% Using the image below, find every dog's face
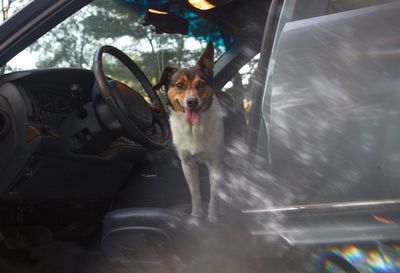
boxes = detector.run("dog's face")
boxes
[154,42,214,125]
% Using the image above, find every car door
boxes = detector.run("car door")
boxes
[244,0,400,272]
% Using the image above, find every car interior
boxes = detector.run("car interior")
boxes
[2,0,400,272]
[0,0,272,272]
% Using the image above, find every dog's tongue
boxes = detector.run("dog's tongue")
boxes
[184,108,200,125]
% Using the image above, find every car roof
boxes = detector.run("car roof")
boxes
[121,0,269,47]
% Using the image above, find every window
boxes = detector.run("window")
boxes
[3,0,228,83]
[222,53,260,122]
[0,0,33,25]
[261,0,400,205]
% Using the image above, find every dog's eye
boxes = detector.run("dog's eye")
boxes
[176,83,185,90]
[198,82,206,89]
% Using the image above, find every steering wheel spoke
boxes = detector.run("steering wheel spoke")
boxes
[93,45,171,150]
[146,110,170,143]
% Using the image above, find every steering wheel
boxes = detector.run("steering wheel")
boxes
[93,45,171,150]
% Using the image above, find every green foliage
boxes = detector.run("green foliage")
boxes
[22,0,255,112]
[30,5,101,69]
[83,0,143,40]
[29,0,212,90]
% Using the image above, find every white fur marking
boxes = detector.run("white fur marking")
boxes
[170,94,224,221]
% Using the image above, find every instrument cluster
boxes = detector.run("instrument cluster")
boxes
[27,83,90,120]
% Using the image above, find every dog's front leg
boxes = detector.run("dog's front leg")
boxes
[206,160,221,223]
[181,156,203,218]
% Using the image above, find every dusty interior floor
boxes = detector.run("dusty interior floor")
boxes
[0,227,306,273]
[0,242,173,273]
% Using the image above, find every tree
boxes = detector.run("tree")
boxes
[29,0,209,81]
[1,0,31,22]
[1,0,15,21]
[1,0,33,74]
[4,0,230,91]
[1,0,25,74]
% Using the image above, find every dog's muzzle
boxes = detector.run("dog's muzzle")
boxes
[186,97,199,109]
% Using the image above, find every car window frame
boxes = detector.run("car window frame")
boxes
[0,0,91,68]
[247,0,283,160]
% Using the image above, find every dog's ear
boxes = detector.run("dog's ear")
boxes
[197,41,214,76]
[153,65,178,91]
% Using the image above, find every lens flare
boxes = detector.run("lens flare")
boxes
[372,214,396,224]
[324,260,347,273]
[187,0,216,10]
[148,8,168,15]
[342,246,365,263]
[367,251,388,271]
[314,244,400,273]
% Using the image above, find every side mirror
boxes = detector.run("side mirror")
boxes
[142,9,189,35]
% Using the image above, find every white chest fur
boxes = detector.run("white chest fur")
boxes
[169,94,224,161]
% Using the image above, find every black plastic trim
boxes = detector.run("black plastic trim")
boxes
[0,110,10,140]
[247,0,283,157]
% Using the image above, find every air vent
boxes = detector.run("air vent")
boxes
[0,110,10,140]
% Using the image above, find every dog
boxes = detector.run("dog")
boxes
[153,41,227,222]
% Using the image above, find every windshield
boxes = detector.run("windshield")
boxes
[2,0,227,84]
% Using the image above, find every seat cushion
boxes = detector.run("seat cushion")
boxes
[102,207,252,272]
[102,208,185,264]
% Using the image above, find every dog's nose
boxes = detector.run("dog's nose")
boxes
[187,97,199,109]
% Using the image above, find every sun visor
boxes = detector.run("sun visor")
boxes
[142,8,189,34]
[119,0,232,48]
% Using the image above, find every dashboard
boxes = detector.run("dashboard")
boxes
[0,68,139,202]
[29,82,89,116]
[6,69,95,126]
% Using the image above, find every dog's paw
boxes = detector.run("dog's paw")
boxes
[207,214,218,223]
[191,210,203,218]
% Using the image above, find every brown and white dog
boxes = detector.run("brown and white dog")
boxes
[154,42,224,222]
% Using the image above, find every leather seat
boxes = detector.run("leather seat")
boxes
[102,208,184,264]
[101,207,251,273]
